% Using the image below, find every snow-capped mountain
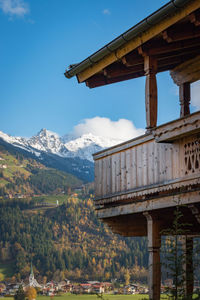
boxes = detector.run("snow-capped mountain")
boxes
[0,129,123,162]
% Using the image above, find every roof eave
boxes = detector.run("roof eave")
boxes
[64,0,199,82]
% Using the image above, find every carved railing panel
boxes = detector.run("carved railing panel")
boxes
[184,137,200,175]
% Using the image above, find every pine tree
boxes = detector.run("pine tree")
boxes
[14,285,25,300]
[161,205,191,300]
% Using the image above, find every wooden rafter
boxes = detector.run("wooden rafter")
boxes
[135,37,200,56]
[162,22,200,43]
[189,11,200,26]
[170,54,200,85]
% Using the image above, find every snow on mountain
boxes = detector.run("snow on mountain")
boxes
[28,128,65,154]
[0,129,123,162]
[63,133,123,161]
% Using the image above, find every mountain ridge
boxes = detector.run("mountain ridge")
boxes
[0,129,123,162]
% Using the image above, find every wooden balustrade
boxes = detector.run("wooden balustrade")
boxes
[93,111,200,206]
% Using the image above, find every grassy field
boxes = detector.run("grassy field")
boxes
[4,295,149,300]
[0,262,15,279]
[32,194,70,205]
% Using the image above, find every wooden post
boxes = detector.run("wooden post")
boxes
[144,56,158,132]
[179,82,190,117]
[183,236,194,299]
[144,212,161,300]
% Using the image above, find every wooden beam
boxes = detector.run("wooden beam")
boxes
[154,111,200,142]
[162,30,173,43]
[170,54,200,85]
[96,189,200,219]
[162,23,200,43]
[189,11,200,26]
[86,53,198,88]
[103,63,143,78]
[86,71,145,88]
[179,82,190,117]
[77,0,200,82]
[124,46,200,67]
[144,56,158,131]
[139,37,200,56]
[122,53,143,67]
[143,212,161,300]
[102,52,196,80]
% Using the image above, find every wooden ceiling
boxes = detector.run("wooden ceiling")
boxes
[86,9,200,88]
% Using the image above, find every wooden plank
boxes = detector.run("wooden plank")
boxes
[94,160,99,197]
[153,111,200,142]
[126,149,132,190]
[116,152,121,193]
[170,54,200,85]
[93,133,153,160]
[77,0,200,82]
[172,142,180,179]
[137,144,143,187]
[165,144,173,180]
[106,156,112,195]
[94,172,200,202]
[96,190,200,219]
[158,144,164,182]
[102,158,107,196]
[131,147,137,188]
[98,159,103,197]
[120,151,127,191]
[142,143,148,186]
[147,141,154,185]
[111,154,116,194]
[154,142,160,183]
[179,138,186,178]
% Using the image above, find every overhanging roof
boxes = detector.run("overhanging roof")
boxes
[65,0,200,88]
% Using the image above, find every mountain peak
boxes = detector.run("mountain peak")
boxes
[37,128,59,138]
[0,129,122,162]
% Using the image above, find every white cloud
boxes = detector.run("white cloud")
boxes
[0,0,29,17]
[102,8,110,15]
[73,117,145,141]
[191,80,200,109]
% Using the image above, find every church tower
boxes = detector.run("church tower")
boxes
[28,262,41,288]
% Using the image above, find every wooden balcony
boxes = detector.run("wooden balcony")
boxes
[93,111,200,236]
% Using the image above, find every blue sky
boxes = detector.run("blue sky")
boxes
[0,0,199,139]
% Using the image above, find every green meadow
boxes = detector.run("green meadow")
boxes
[4,295,149,300]
[0,262,15,279]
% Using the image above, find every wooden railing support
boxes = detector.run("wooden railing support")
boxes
[144,56,158,132]
[143,212,161,300]
[179,82,190,117]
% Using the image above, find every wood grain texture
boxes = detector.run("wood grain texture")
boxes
[170,54,200,85]
[94,113,200,204]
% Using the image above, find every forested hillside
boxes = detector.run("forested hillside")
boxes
[0,140,148,284]
[0,197,148,283]
[0,143,82,196]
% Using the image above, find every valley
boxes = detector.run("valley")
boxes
[0,138,148,284]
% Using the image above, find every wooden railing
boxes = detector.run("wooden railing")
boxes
[93,111,200,205]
